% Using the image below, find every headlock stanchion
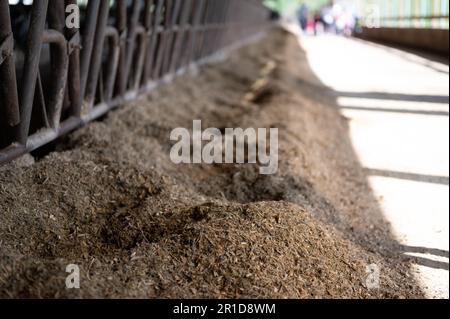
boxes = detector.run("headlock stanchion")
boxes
[0,0,270,165]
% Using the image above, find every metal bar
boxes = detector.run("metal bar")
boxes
[168,0,192,73]
[65,0,82,118]
[17,0,49,144]
[133,0,154,89]
[185,0,206,66]
[0,0,20,128]
[123,0,143,92]
[131,26,148,90]
[104,27,120,102]
[0,0,19,149]
[161,0,182,75]
[114,0,128,97]
[142,0,165,82]
[41,29,69,129]
[84,0,110,109]
[80,0,101,101]
[195,0,212,61]
[153,0,174,79]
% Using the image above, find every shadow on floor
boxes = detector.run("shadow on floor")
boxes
[365,168,450,186]
[340,105,449,117]
[353,36,449,75]
[334,91,449,104]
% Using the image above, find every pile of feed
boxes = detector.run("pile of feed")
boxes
[0,28,422,298]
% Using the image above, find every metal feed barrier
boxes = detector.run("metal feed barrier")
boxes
[0,0,270,165]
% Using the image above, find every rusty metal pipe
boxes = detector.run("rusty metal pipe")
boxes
[17,0,49,144]
[84,0,110,110]
[80,0,101,101]
[42,29,69,129]
[65,0,82,118]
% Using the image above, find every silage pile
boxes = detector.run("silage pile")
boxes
[0,29,422,298]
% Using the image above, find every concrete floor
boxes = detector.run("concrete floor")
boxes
[299,34,449,298]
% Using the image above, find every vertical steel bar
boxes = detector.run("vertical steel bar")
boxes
[46,0,67,128]
[114,0,128,97]
[41,30,69,129]
[0,0,20,128]
[18,0,49,144]
[184,0,206,66]
[80,0,101,101]
[84,0,110,109]
[153,0,173,79]
[142,0,164,82]
[169,0,193,73]
[195,0,212,61]
[133,0,154,88]
[130,26,146,90]
[48,0,65,31]
[217,0,231,51]
[208,0,221,55]
[103,27,120,102]
[221,0,231,47]
[65,0,82,117]
[123,0,142,92]
[161,0,182,75]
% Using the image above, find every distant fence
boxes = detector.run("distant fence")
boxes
[362,0,449,29]
[0,0,270,165]
[359,0,449,54]
[359,26,449,54]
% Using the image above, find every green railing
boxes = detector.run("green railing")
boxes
[364,0,449,29]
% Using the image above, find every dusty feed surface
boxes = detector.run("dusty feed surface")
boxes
[0,28,423,298]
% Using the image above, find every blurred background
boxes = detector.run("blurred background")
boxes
[264,0,449,47]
